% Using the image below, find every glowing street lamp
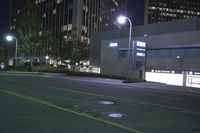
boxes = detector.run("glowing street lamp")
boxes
[45,55,49,67]
[45,55,49,60]
[117,15,133,82]
[6,35,18,72]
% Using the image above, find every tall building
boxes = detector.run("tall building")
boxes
[144,0,200,24]
[10,0,127,41]
[9,0,127,63]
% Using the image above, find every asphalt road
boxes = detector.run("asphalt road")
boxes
[0,72,200,133]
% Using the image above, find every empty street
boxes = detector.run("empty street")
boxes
[0,72,200,133]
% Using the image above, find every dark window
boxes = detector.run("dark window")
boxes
[156,49,169,57]
[118,50,128,58]
[69,8,73,23]
[186,48,200,57]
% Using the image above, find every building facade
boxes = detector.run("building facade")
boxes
[10,0,127,41]
[9,0,127,64]
[90,17,200,87]
[144,0,200,24]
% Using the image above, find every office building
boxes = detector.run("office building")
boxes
[8,0,127,65]
[144,0,200,24]
[90,17,200,87]
[10,0,127,40]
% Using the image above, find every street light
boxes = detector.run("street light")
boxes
[6,35,18,72]
[117,15,132,82]
[45,55,49,60]
[45,55,49,67]
[144,34,148,81]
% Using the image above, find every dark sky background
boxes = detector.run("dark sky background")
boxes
[127,0,145,26]
[0,0,10,43]
[0,0,145,43]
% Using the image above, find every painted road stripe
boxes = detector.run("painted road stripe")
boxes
[0,89,143,133]
[1,77,200,114]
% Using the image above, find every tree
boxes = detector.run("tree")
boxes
[63,39,90,71]
[16,0,40,67]
[16,0,59,68]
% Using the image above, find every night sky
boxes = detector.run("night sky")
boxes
[0,0,145,43]
[0,0,10,43]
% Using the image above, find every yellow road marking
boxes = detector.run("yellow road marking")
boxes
[0,89,143,133]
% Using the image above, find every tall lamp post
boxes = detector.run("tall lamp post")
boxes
[6,35,18,72]
[117,15,132,82]
[144,34,148,81]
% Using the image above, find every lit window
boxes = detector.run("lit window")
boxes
[82,26,87,32]
[136,52,145,57]
[67,24,72,31]
[62,25,67,32]
[99,17,102,22]
[61,24,72,31]
[83,5,88,12]
[136,41,146,47]
[17,9,20,14]
[109,43,118,47]
[53,9,56,14]
[43,13,46,18]
[39,31,42,36]
[64,35,67,39]
[57,0,61,4]
[189,71,193,75]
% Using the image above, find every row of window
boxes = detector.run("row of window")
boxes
[148,0,200,23]
[117,48,200,59]
[147,48,200,58]
[149,6,200,15]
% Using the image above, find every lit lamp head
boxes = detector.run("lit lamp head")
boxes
[45,55,49,60]
[6,35,13,41]
[117,16,126,24]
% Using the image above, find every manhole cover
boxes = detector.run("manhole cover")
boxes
[97,100,115,105]
[102,112,126,119]
[108,113,123,118]
[88,99,115,105]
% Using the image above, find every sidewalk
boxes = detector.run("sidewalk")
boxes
[2,71,200,94]
[66,76,200,94]
[5,71,66,76]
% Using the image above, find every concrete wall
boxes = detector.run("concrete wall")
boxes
[100,39,129,77]
[144,31,200,71]
[147,31,200,48]
[100,39,144,79]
